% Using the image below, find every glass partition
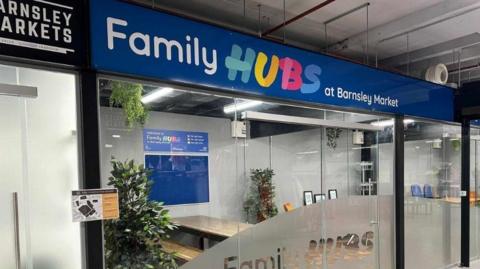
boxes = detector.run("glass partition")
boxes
[98,78,395,269]
[471,127,480,261]
[404,120,461,269]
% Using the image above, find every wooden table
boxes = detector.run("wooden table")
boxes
[443,197,480,205]
[173,215,252,248]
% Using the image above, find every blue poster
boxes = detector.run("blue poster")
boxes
[146,155,209,205]
[90,0,454,122]
[144,129,208,153]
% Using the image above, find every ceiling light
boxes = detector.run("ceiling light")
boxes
[141,87,174,104]
[112,134,121,138]
[223,100,263,114]
[371,119,414,127]
[371,119,394,127]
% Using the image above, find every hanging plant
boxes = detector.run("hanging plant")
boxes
[110,81,148,128]
[326,128,343,150]
[243,168,278,224]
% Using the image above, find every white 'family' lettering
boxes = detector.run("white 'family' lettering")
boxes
[107,17,218,75]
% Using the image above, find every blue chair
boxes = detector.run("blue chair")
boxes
[424,184,434,198]
[411,184,423,197]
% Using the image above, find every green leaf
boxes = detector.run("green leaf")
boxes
[105,158,178,269]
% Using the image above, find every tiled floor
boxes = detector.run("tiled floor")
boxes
[458,261,480,268]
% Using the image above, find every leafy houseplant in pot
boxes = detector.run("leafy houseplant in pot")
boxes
[243,168,278,223]
[104,158,178,269]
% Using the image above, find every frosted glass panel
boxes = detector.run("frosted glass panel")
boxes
[0,96,24,269]
[0,65,81,269]
[19,68,82,269]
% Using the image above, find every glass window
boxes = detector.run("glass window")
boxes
[98,78,395,269]
[404,120,461,269]
[471,126,480,260]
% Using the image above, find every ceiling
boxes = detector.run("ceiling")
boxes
[129,0,480,84]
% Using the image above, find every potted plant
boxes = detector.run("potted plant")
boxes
[110,81,149,128]
[104,158,177,269]
[243,168,278,223]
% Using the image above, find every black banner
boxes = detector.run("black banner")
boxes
[0,0,84,66]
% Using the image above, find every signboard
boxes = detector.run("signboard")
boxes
[90,0,454,122]
[0,0,84,66]
[72,189,119,222]
[143,129,209,153]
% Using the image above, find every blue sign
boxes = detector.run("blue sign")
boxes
[143,129,208,153]
[90,0,454,121]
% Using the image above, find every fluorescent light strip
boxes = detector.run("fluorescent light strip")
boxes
[224,100,263,114]
[141,87,174,104]
[371,119,414,127]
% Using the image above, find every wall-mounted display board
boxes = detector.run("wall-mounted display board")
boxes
[71,189,119,222]
[90,0,454,121]
[0,0,85,66]
[143,129,208,153]
[145,154,209,206]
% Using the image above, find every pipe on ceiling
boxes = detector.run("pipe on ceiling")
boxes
[261,0,336,37]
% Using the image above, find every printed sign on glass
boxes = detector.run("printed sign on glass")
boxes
[72,189,119,222]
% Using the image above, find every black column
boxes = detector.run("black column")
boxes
[394,115,405,269]
[461,119,470,267]
[80,69,104,269]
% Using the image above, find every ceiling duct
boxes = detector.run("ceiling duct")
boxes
[425,63,449,85]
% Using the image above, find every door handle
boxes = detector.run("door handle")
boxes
[370,220,379,225]
[13,192,21,269]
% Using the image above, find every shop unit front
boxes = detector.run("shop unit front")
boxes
[0,0,86,268]
[89,1,459,269]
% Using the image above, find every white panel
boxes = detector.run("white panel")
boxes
[19,68,82,269]
[0,96,24,269]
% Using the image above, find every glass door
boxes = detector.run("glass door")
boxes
[471,131,480,260]
[0,65,82,269]
[0,94,28,269]
[321,127,382,269]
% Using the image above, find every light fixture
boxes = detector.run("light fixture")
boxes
[112,134,121,138]
[141,87,174,104]
[371,119,414,127]
[223,100,263,114]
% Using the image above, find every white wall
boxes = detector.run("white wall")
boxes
[100,108,367,220]
[100,107,244,220]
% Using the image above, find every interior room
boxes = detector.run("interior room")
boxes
[97,77,400,268]
[97,78,397,217]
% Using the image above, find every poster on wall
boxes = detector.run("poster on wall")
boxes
[143,129,208,153]
[145,154,209,205]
